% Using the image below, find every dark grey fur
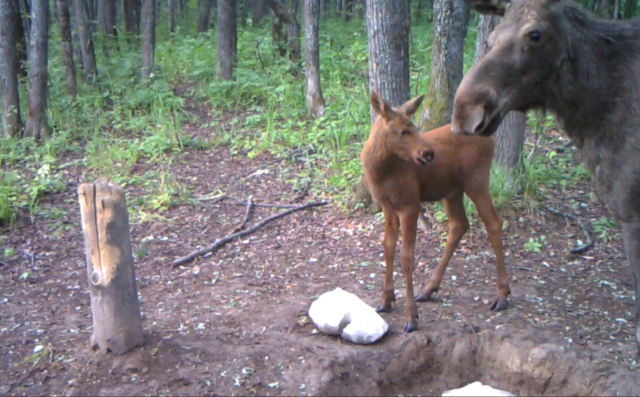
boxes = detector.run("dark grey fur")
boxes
[452,0,640,353]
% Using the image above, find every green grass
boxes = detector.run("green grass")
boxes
[0,3,590,227]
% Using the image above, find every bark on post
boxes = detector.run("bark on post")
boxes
[74,0,98,78]
[78,178,145,355]
[419,0,469,131]
[141,0,155,81]
[475,14,526,171]
[55,0,78,97]
[24,0,51,140]
[0,0,24,137]
[217,0,237,80]
[304,0,325,117]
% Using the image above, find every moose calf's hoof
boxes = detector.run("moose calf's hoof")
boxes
[490,296,508,312]
[404,322,418,333]
[415,287,438,302]
[376,305,391,313]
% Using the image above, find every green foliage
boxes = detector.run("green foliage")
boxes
[524,236,545,253]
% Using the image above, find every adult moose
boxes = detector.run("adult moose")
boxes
[451,0,640,352]
[363,91,508,333]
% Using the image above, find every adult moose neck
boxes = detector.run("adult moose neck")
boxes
[546,5,640,147]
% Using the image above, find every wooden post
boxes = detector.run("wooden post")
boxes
[78,178,144,355]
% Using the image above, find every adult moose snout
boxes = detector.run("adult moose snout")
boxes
[451,77,504,137]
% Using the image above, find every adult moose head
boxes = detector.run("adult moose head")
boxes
[452,0,640,353]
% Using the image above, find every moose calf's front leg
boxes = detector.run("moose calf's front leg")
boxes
[377,209,399,313]
[400,209,419,332]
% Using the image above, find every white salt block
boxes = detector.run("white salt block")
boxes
[442,381,515,397]
[308,287,389,344]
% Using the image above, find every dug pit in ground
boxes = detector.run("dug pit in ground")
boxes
[289,321,640,396]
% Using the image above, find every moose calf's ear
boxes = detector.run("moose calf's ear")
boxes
[399,94,425,118]
[467,0,511,16]
[370,91,397,121]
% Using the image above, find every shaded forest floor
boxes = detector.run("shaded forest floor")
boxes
[1,94,639,396]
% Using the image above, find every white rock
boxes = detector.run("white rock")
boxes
[308,287,388,344]
[442,381,515,397]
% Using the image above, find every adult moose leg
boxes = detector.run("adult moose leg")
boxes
[376,206,400,313]
[466,185,510,311]
[399,206,421,332]
[620,222,640,353]
[416,192,469,302]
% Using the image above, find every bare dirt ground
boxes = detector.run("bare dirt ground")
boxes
[2,103,640,396]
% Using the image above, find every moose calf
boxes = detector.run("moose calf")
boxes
[361,91,508,332]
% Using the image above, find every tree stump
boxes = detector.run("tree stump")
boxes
[78,178,144,355]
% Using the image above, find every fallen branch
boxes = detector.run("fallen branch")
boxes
[232,196,253,233]
[540,205,594,254]
[172,201,329,267]
[0,248,35,267]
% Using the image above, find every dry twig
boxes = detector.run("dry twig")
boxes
[0,248,35,267]
[233,196,253,233]
[172,201,329,267]
[540,204,594,254]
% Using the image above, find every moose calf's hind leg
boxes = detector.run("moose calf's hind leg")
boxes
[468,189,510,311]
[417,195,469,303]
[620,222,640,355]
[378,209,400,313]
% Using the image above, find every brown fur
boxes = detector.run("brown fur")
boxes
[452,0,640,352]
[362,91,509,332]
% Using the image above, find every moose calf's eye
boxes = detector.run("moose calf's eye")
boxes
[529,30,542,42]
[401,130,410,136]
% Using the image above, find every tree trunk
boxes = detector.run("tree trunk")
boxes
[103,0,118,42]
[343,0,352,21]
[78,179,145,356]
[366,0,410,124]
[123,0,142,39]
[141,0,155,80]
[197,0,212,32]
[304,0,325,117]
[419,0,469,131]
[252,0,266,26]
[624,0,636,18]
[613,0,620,18]
[24,0,51,140]
[240,0,249,27]
[14,0,28,78]
[169,0,178,33]
[264,0,302,61]
[69,2,84,69]
[287,0,301,63]
[217,0,237,80]
[0,0,23,137]
[357,0,410,213]
[55,0,78,97]
[74,0,98,78]
[475,14,526,170]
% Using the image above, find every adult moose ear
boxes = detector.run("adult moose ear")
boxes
[466,0,512,16]
[371,91,397,121]
[399,94,425,118]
